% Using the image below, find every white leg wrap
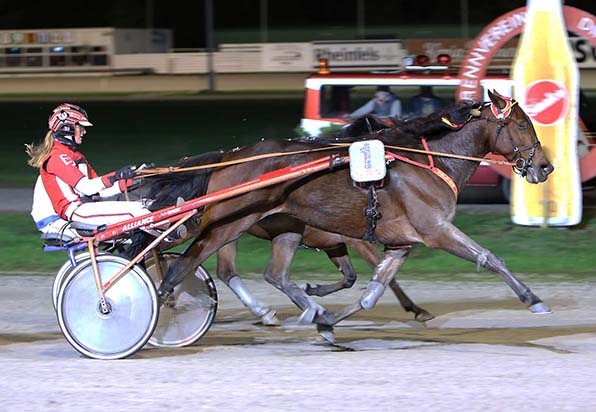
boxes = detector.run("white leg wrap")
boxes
[360,280,386,310]
[228,276,271,317]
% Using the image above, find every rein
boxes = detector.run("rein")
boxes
[135,140,516,178]
[134,145,344,177]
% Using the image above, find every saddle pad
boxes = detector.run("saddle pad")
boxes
[349,140,387,183]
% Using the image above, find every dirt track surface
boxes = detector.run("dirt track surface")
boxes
[2,275,596,412]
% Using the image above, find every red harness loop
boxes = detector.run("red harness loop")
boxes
[384,138,458,198]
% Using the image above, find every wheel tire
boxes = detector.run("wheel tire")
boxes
[145,253,218,348]
[56,255,158,360]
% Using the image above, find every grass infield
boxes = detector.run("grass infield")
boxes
[1,211,594,281]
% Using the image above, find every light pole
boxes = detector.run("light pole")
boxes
[260,0,268,43]
[205,0,216,92]
[357,0,365,39]
[145,0,153,29]
[460,0,469,39]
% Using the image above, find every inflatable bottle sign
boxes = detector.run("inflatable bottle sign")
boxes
[511,0,582,226]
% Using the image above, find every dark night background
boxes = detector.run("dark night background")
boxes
[0,1,594,47]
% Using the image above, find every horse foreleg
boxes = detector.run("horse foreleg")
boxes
[429,223,550,313]
[217,241,280,326]
[303,245,358,297]
[263,232,330,325]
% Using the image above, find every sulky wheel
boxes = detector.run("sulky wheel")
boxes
[52,251,110,311]
[56,255,158,360]
[145,253,218,348]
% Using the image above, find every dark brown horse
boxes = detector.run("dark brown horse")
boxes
[150,91,554,334]
[145,150,433,325]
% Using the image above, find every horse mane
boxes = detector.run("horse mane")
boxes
[305,100,482,147]
[144,150,225,211]
[143,101,482,210]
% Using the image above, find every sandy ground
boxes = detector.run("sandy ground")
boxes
[3,189,596,411]
[1,274,596,412]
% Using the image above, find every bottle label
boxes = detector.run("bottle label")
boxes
[525,80,569,125]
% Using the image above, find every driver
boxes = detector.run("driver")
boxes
[26,103,150,238]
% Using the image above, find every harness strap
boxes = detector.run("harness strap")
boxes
[385,138,458,198]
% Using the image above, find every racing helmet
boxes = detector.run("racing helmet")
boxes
[48,103,93,139]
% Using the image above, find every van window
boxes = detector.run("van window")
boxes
[319,84,457,119]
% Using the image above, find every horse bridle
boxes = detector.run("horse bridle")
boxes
[485,98,540,177]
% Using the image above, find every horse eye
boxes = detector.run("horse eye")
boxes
[517,121,528,130]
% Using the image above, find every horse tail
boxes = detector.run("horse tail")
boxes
[144,150,225,211]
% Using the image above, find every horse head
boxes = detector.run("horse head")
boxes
[485,89,554,184]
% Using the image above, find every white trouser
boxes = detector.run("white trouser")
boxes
[70,200,150,226]
[40,218,78,239]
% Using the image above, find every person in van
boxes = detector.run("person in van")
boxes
[408,86,444,117]
[349,86,401,118]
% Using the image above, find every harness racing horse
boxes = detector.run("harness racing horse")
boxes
[151,90,554,336]
[145,160,434,326]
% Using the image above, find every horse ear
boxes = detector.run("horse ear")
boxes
[488,89,506,109]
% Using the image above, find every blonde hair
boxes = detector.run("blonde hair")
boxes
[25,131,54,168]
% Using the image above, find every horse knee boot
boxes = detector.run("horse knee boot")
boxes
[360,281,386,310]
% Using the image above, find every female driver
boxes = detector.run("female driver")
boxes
[26,103,150,238]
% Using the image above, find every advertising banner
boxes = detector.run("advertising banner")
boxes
[312,40,405,71]
[262,42,312,72]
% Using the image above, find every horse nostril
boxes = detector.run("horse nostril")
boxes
[542,164,554,175]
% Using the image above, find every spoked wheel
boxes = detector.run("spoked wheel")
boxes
[56,255,158,360]
[145,253,218,348]
[52,252,110,311]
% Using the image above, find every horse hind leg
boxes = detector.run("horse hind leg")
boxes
[388,278,435,322]
[344,238,433,322]
[263,232,330,325]
[216,242,280,326]
[316,248,411,327]
[303,245,357,297]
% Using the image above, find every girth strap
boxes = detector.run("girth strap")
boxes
[363,185,381,243]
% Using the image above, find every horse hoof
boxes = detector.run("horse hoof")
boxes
[317,325,335,343]
[260,309,281,327]
[301,283,317,296]
[528,302,552,314]
[414,310,435,322]
[297,307,317,325]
